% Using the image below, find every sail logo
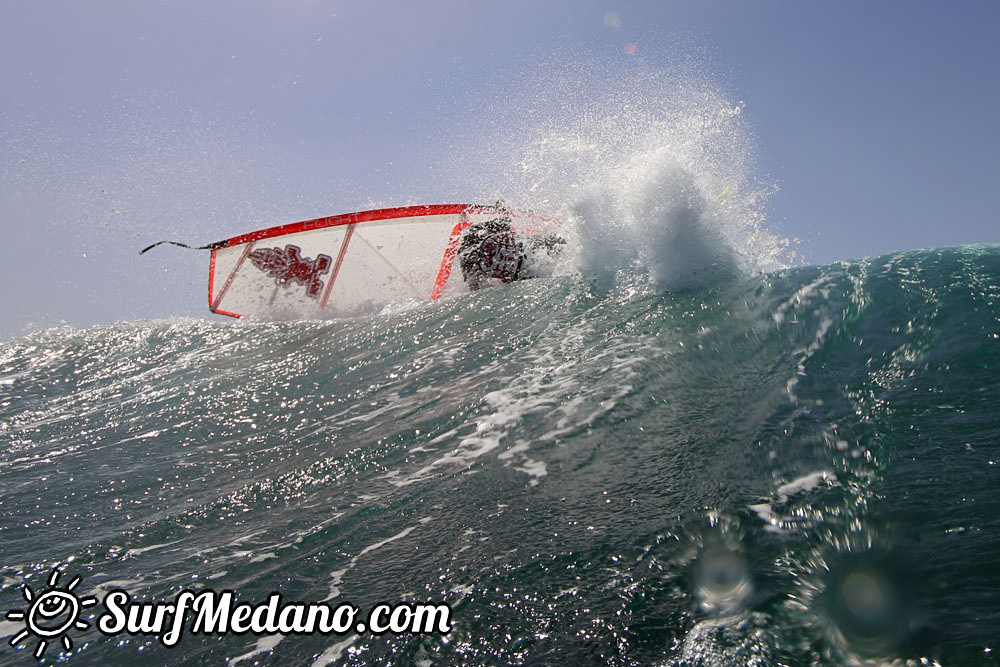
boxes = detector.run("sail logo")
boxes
[248,244,332,298]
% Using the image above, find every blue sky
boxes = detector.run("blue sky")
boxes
[2,1,999,337]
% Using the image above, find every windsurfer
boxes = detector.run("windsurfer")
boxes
[457,216,565,290]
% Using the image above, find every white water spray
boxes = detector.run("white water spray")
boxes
[456,51,793,290]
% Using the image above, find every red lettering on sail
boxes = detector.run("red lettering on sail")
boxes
[248,245,332,298]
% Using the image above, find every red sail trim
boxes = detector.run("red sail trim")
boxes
[208,249,216,309]
[212,306,243,319]
[431,214,474,300]
[208,250,242,318]
[215,204,483,250]
[209,242,255,316]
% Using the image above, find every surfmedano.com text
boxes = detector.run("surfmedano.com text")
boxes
[98,589,452,647]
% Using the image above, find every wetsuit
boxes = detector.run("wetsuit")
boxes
[458,217,525,290]
[457,216,566,290]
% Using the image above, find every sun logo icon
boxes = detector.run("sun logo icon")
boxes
[6,568,98,659]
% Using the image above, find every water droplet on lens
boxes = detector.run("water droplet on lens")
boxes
[693,546,752,615]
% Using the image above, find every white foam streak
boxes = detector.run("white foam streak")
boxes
[749,470,838,532]
[323,517,433,602]
[392,313,643,487]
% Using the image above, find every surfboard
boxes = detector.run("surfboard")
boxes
[200,204,557,319]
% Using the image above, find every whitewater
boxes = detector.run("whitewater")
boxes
[2,59,999,666]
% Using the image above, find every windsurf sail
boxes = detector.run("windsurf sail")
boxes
[144,203,559,319]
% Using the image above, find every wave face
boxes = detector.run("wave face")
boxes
[2,243,999,665]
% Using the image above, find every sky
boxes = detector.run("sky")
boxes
[2,0,999,338]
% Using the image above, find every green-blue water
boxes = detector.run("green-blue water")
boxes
[2,244,999,665]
